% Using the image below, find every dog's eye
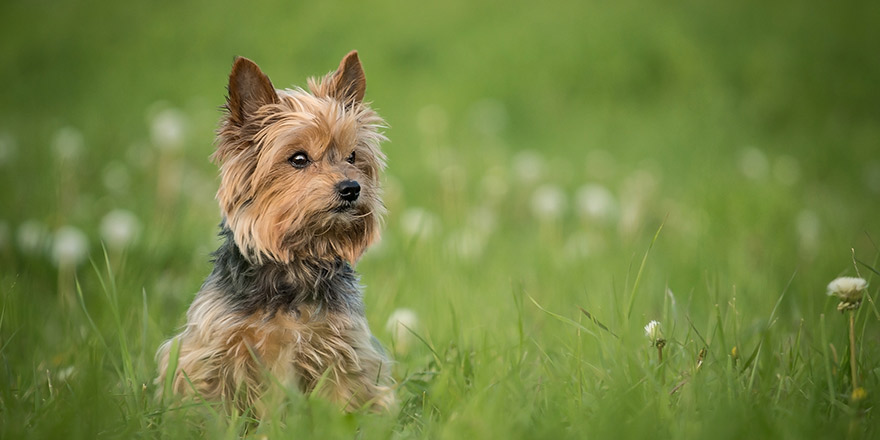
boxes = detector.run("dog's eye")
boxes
[288,152,310,169]
[346,151,356,164]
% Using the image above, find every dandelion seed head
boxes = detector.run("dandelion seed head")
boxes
[575,184,617,222]
[150,108,187,151]
[644,320,663,343]
[385,308,419,353]
[739,147,769,180]
[446,228,486,261]
[795,210,820,252]
[530,184,566,220]
[827,276,867,311]
[51,226,89,267]
[400,208,439,240]
[52,126,84,161]
[827,277,867,299]
[16,220,48,255]
[100,210,141,249]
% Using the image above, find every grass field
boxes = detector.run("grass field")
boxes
[2,0,879,438]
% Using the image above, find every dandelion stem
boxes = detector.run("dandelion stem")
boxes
[848,311,858,391]
[657,345,663,363]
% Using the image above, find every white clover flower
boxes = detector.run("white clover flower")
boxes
[51,226,89,267]
[530,184,566,220]
[100,209,141,249]
[385,308,419,353]
[575,184,617,222]
[644,320,664,345]
[150,108,187,151]
[827,277,867,311]
[52,126,84,161]
[400,207,439,240]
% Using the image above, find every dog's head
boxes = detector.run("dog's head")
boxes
[213,51,386,265]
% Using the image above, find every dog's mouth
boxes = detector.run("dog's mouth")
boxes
[332,200,358,214]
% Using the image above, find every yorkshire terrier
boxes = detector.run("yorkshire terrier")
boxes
[156,51,394,414]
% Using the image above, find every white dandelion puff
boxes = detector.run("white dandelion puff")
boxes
[446,228,486,261]
[16,220,49,255]
[385,308,419,353]
[150,108,187,151]
[827,277,867,311]
[644,320,663,344]
[51,226,89,267]
[100,210,141,250]
[530,184,566,220]
[739,147,769,181]
[575,184,618,222]
[52,126,84,161]
[795,210,820,252]
[400,208,439,240]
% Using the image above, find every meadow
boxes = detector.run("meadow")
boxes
[1,0,879,438]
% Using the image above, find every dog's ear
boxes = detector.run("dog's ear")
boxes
[226,57,279,125]
[328,51,366,105]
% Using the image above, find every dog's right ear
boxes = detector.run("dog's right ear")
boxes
[226,57,279,125]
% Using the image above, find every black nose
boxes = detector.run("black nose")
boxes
[336,179,361,202]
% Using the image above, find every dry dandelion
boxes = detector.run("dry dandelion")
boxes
[826,276,868,400]
[827,276,867,311]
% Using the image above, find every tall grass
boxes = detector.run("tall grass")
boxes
[1,0,879,438]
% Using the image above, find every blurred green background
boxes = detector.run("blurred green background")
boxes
[1,0,879,438]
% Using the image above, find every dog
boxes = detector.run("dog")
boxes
[156,51,395,415]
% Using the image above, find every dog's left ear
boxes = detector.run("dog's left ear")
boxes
[328,51,366,105]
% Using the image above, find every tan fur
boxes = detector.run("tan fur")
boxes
[156,288,394,413]
[156,51,395,414]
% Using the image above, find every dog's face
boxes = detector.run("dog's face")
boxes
[213,52,386,265]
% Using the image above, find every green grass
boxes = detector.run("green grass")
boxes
[1,0,880,438]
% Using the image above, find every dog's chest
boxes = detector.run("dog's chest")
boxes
[241,307,361,382]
